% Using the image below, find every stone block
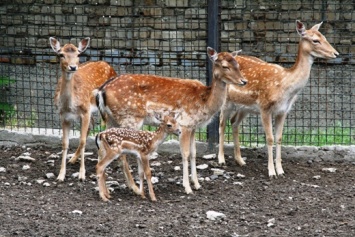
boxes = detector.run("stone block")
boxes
[164,0,188,7]
[110,0,133,6]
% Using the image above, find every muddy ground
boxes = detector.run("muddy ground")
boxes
[0,144,354,237]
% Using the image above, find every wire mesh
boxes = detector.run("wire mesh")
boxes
[0,0,354,147]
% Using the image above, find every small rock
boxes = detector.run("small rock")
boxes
[22,165,30,170]
[71,172,79,178]
[151,176,159,184]
[106,181,120,187]
[322,168,336,173]
[206,210,226,220]
[209,174,219,180]
[36,179,45,184]
[46,173,55,179]
[236,173,245,178]
[211,168,224,176]
[174,166,181,171]
[43,182,50,187]
[151,161,161,167]
[267,218,275,227]
[202,154,216,160]
[313,175,321,180]
[233,181,243,186]
[17,156,36,162]
[22,152,31,156]
[48,153,59,159]
[149,152,159,160]
[196,164,208,170]
[0,167,6,173]
[72,210,82,215]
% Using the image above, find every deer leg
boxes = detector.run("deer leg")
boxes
[137,157,146,199]
[189,129,201,190]
[260,111,276,178]
[57,120,70,181]
[231,111,247,166]
[179,128,193,194]
[96,150,119,201]
[120,155,141,195]
[275,113,287,176]
[142,155,156,201]
[69,113,90,181]
[218,110,228,165]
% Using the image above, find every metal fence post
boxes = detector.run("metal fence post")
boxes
[206,0,220,153]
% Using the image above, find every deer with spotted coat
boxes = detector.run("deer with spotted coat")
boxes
[95,112,180,202]
[218,20,339,177]
[94,47,247,194]
[50,37,117,181]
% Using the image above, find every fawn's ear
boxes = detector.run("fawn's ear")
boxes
[49,37,61,53]
[78,37,90,53]
[154,112,162,122]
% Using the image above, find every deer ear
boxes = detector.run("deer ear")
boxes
[296,20,306,37]
[154,112,162,122]
[231,49,242,57]
[311,22,323,31]
[207,47,218,62]
[49,37,61,53]
[78,37,90,53]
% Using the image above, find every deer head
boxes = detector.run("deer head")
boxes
[296,20,339,59]
[49,37,90,74]
[207,47,247,86]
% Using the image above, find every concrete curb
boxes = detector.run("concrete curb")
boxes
[1,129,355,162]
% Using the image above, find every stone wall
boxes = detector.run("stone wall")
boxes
[0,0,354,145]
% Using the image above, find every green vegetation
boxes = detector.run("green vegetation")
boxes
[0,76,16,126]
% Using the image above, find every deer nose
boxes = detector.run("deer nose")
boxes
[69,65,77,71]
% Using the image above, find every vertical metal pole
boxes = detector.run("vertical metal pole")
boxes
[206,0,220,153]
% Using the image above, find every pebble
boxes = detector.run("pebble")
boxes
[211,168,224,176]
[46,173,55,179]
[206,210,226,220]
[43,182,50,187]
[196,164,208,170]
[22,165,30,170]
[174,166,181,171]
[151,176,159,184]
[72,210,83,215]
[17,156,36,162]
[202,154,216,160]
[322,168,336,173]
[0,167,6,173]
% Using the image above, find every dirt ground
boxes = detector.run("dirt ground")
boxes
[0,144,355,237]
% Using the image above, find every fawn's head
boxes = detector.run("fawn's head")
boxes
[207,47,247,87]
[154,112,181,136]
[296,20,339,59]
[49,37,90,74]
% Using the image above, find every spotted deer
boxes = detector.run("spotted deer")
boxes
[94,47,247,194]
[218,20,339,177]
[95,112,180,202]
[50,37,117,181]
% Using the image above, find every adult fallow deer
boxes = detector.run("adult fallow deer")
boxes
[218,20,339,177]
[94,47,247,194]
[50,37,117,181]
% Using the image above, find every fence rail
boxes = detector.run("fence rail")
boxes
[0,0,354,148]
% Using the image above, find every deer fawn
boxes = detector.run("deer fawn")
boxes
[50,37,117,181]
[94,47,247,194]
[95,112,181,202]
[218,20,339,177]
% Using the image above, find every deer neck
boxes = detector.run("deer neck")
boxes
[285,40,314,90]
[206,72,227,113]
[150,126,169,152]
[59,71,76,110]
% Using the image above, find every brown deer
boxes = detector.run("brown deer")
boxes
[218,20,339,177]
[50,37,117,181]
[95,112,180,202]
[94,47,247,194]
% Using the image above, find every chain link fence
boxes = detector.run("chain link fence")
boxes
[0,0,354,147]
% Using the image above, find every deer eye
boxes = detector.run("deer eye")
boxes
[312,40,320,44]
[222,66,230,70]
